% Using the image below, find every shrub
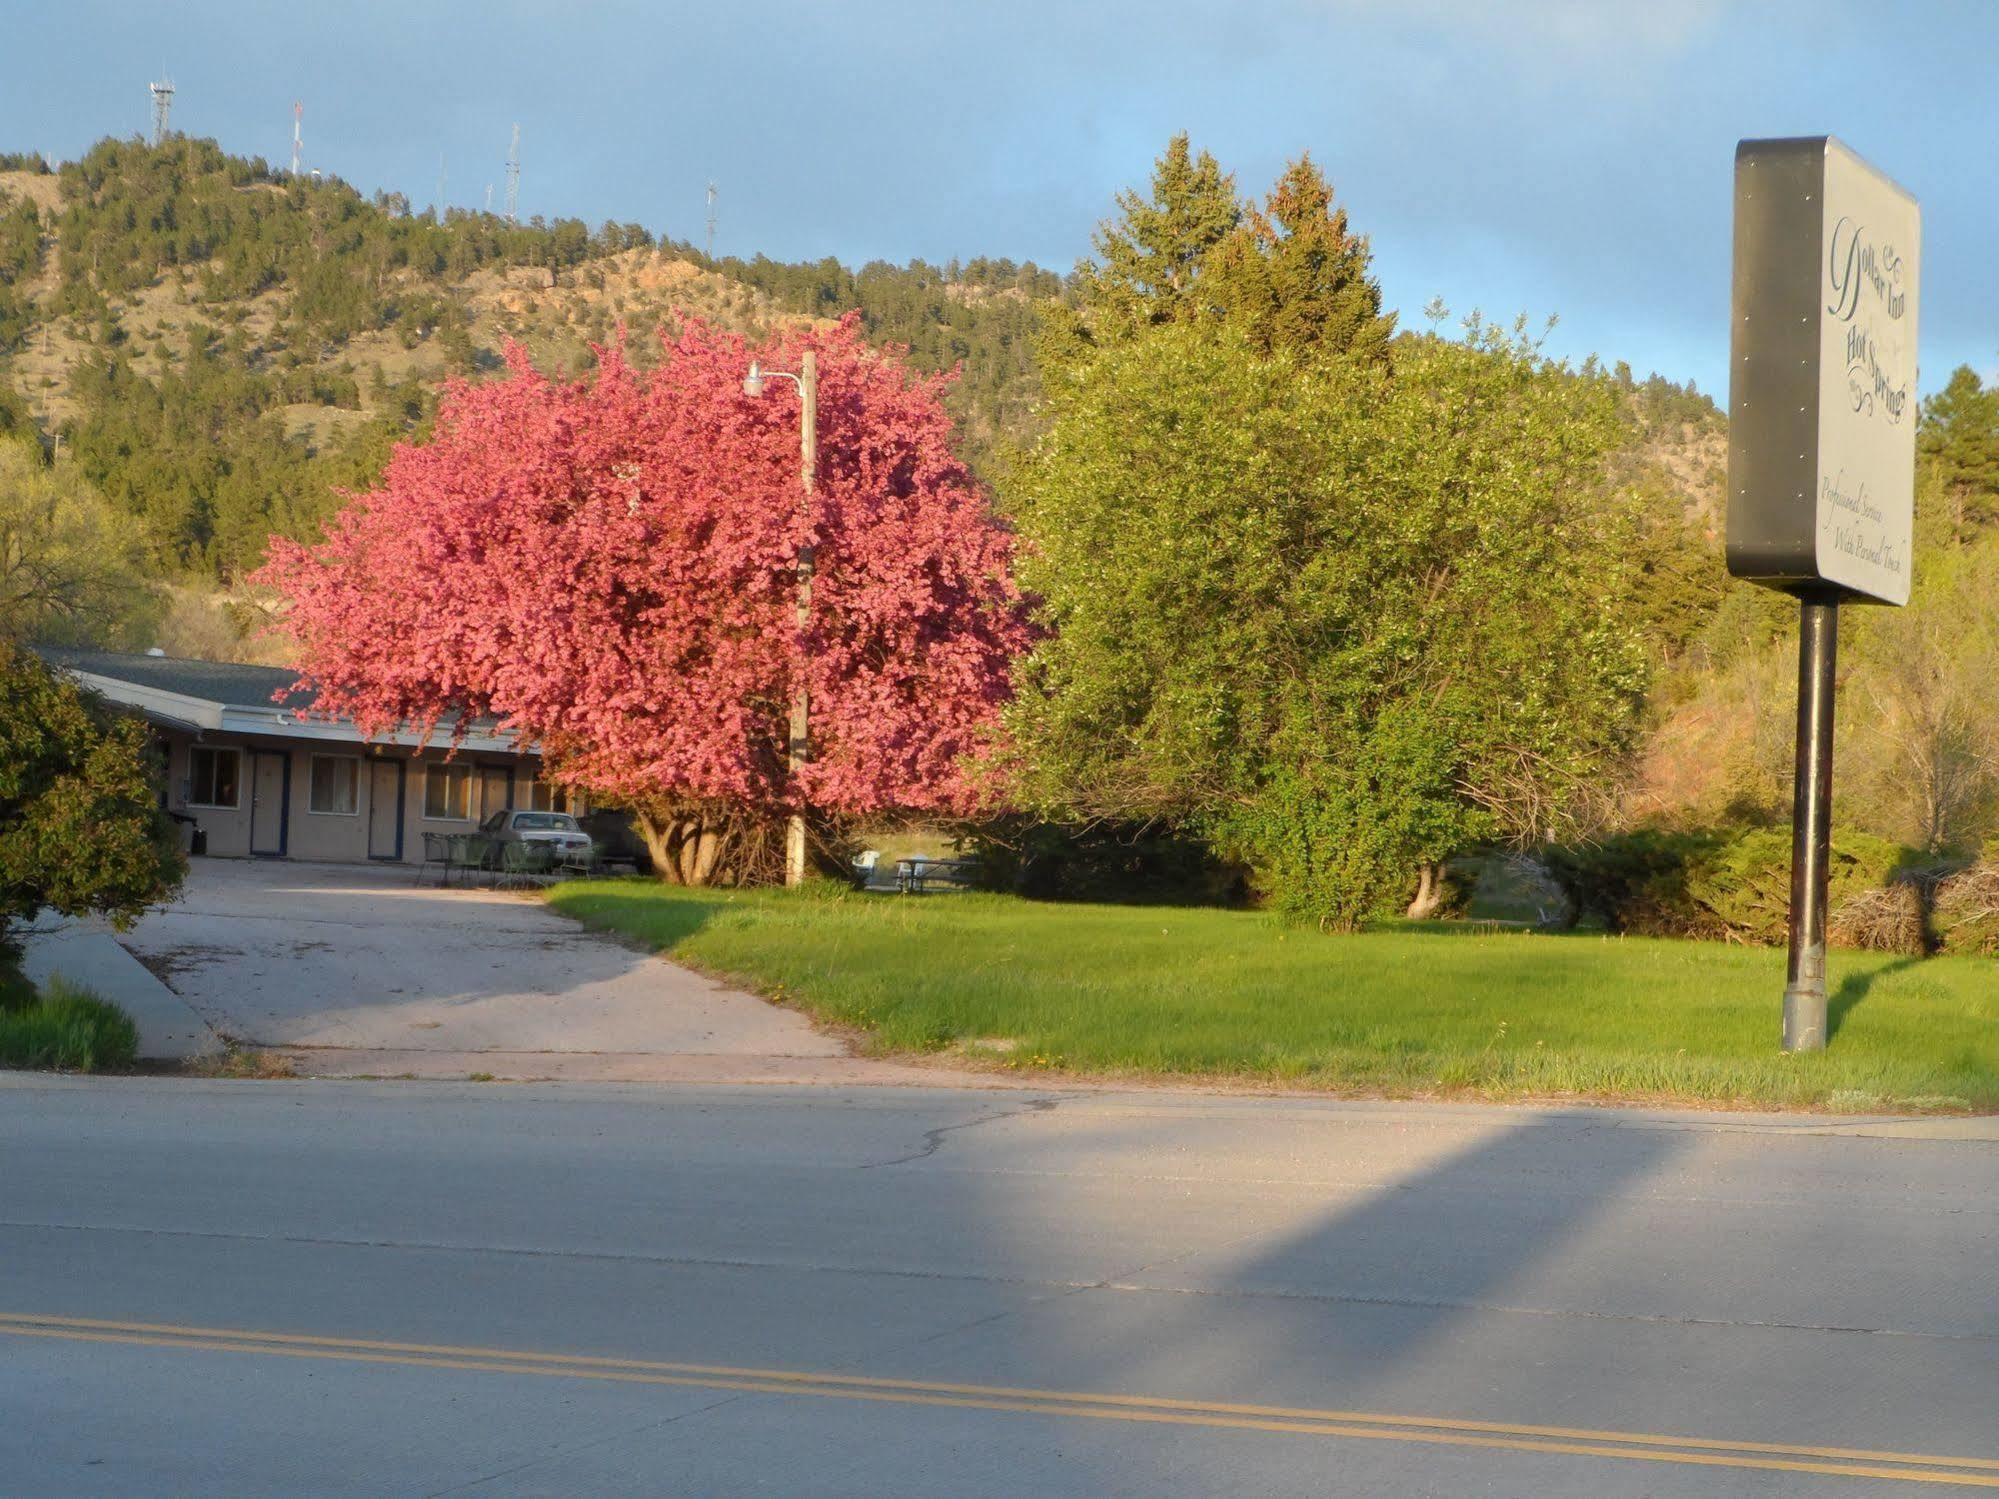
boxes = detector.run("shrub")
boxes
[1689,828,1906,946]
[0,641,185,951]
[0,976,138,1071]
[1829,882,1929,955]
[1540,829,1712,935]
[1934,863,1999,957]
[969,819,1248,907]
[1543,827,1911,946]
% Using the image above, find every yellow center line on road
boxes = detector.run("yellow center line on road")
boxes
[3,1312,1996,1488]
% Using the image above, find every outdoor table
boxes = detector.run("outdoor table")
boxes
[895,857,979,894]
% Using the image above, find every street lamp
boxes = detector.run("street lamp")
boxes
[742,351,817,887]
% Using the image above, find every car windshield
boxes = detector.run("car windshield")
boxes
[512,813,580,832]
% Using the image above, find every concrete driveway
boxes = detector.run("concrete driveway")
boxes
[116,860,929,1083]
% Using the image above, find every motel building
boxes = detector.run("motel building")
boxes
[40,648,582,864]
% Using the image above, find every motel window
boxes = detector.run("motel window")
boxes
[424,764,472,821]
[309,755,360,816]
[522,777,571,813]
[188,746,241,808]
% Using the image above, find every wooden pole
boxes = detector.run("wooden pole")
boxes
[786,352,817,887]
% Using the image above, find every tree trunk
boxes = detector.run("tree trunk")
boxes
[1406,862,1446,920]
[631,803,780,887]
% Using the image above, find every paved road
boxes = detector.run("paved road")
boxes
[114,859,936,1083]
[4,1077,1997,1496]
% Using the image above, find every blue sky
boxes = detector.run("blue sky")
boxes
[3,1,1992,398]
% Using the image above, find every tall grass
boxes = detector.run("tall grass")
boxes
[0,970,140,1072]
[550,881,1999,1112]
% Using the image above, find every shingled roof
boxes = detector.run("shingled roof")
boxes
[35,648,314,710]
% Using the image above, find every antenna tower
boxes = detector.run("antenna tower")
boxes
[291,102,303,178]
[436,154,447,214]
[705,181,717,259]
[504,124,521,225]
[484,184,493,215]
[149,77,175,147]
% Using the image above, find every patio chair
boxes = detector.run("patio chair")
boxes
[447,833,496,885]
[495,839,554,892]
[418,832,454,887]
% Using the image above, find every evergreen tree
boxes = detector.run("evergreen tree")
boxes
[1061,133,1241,349]
[1203,153,1395,363]
[1918,365,1999,541]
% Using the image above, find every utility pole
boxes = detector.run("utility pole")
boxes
[790,350,818,888]
[740,351,819,886]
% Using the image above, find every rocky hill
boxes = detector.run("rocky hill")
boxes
[0,138,1061,583]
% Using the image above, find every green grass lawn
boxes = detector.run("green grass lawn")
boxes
[547,881,1999,1112]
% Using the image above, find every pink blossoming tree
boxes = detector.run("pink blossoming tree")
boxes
[257,317,1034,883]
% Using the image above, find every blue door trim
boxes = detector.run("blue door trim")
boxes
[367,757,407,861]
[249,749,290,858]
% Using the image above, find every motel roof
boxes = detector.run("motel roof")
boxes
[37,648,523,755]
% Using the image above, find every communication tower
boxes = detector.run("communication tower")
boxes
[504,125,521,225]
[291,102,303,178]
[149,77,174,147]
[705,181,717,259]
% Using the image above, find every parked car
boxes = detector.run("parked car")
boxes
[479,809,595,863]
[577,808,653,873]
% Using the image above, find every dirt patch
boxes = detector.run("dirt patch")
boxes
[128,944,245,992]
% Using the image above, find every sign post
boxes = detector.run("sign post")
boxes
[1727,137,1920,1051]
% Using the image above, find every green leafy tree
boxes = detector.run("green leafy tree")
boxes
[1842,534,1999,853]
[0,441,159,647]
[0,642,184,945]
[1008,320,1647,927]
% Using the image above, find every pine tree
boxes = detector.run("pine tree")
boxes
[1918,366,1999,542]
[1060,133,1241,350]
[1203,154,1395,363]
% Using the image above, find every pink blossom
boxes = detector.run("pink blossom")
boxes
[257,316,1035,817]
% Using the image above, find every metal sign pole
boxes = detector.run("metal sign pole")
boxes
[1727,136,1918,1052]
[1782,598,1839,1052]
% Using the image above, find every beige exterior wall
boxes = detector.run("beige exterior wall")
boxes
[161,733,577,865]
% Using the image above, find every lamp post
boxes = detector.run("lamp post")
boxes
[742,351,817,887]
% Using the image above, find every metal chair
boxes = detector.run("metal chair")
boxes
[495,840,554,891]
[418,832,453,886]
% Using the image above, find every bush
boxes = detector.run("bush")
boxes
[1541,830,1710,934]
[969,819,1248,907]
[1934,863,1999,957]
[0,975,138,1071]
[1543,827,1911,945]
[0,641,185,950]
[1829,882,1929,955]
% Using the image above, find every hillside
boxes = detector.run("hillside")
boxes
[0,135,1740,683]
[0,138,1061,583]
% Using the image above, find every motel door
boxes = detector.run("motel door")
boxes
[478,766,511,821]
[248,752,287,856]
[367,761,403,860]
